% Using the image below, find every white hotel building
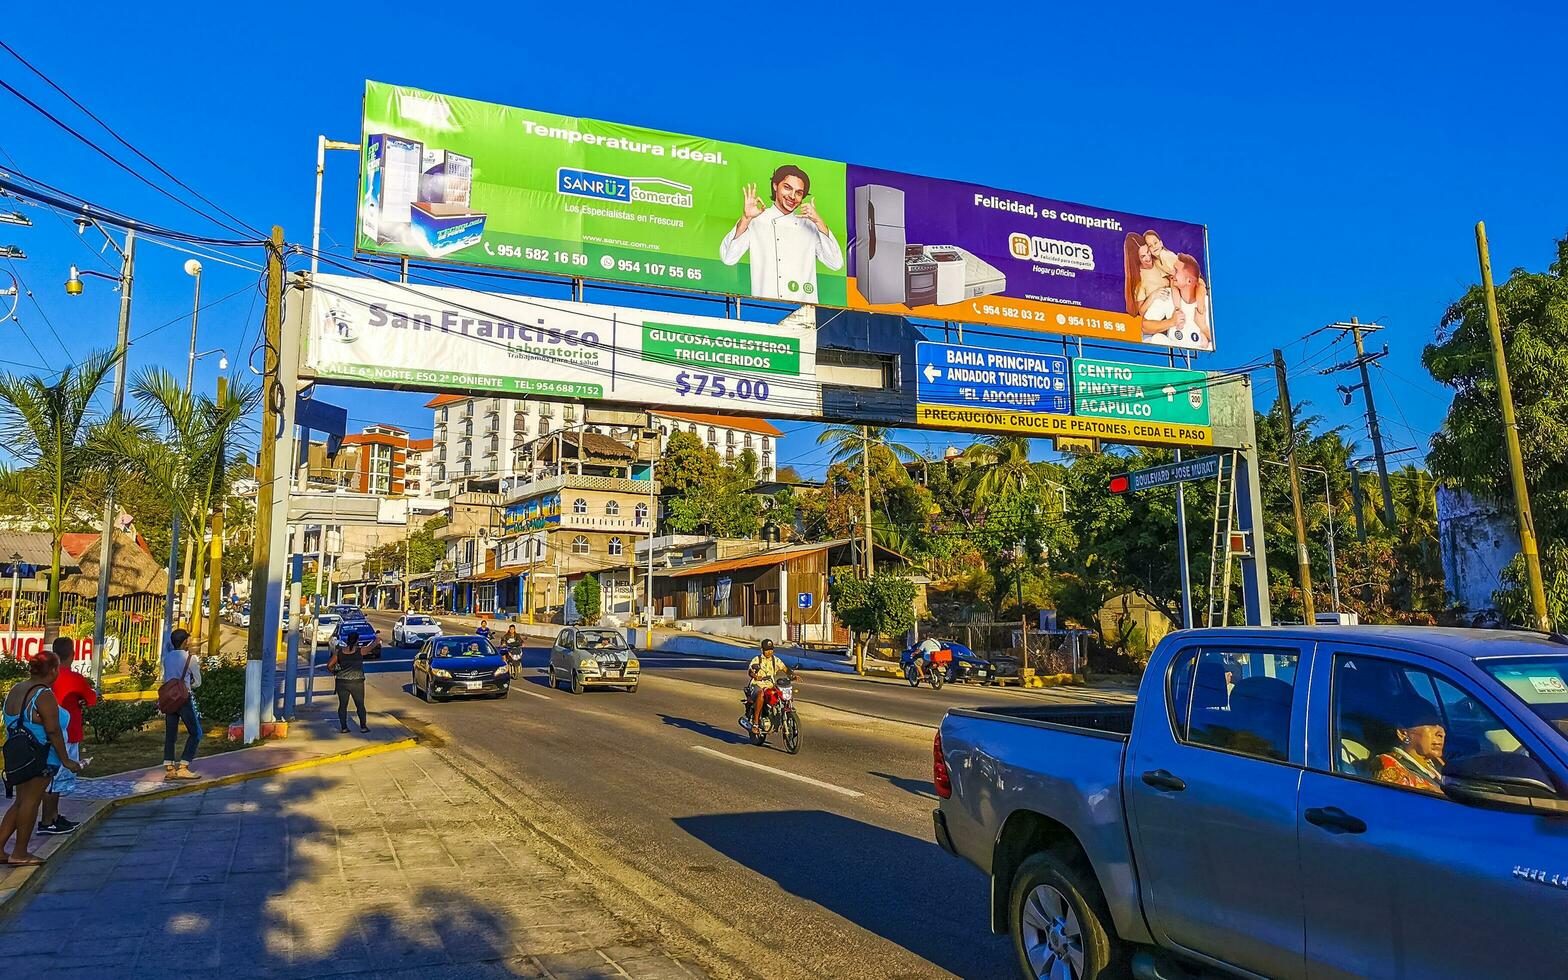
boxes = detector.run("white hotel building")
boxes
[424,394,779,498]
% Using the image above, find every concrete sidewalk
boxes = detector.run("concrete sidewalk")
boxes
[0,702,413,911]
[0,744,709,979]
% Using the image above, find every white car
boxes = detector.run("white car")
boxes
[313,614,342,648]
[392,614,443,648]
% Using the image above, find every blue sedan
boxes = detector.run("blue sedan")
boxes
[412,636,511,702]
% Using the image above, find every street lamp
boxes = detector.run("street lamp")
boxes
[64,217,136,683]
[184,259,203,389]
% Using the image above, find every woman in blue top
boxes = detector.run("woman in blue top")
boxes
[1,650,82,865]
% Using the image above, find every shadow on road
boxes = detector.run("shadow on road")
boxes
[868,770,938,801]
[659,713,748,746]
[674,809,1009,978]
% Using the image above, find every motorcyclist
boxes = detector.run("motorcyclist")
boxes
[744,639,795,732]
[501,625,523,667]
[912,636,944,681]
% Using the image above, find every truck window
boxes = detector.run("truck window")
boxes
[1169,648,1298,762]
[1332,653,1538,795]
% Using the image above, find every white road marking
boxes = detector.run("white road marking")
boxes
[689,745,864,798]
[514,685,552,700]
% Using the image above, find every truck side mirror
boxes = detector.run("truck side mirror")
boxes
[1443,752,1568,816]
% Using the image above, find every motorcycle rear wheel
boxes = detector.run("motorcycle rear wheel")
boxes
[930,668,946,690]
[782,711,800,754]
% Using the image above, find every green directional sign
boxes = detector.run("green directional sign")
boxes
[1072,358,1211,427]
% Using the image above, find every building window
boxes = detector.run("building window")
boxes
[538,418,550,436]
[635,502,648,524]
[573,497,587,515]
[688,423,698,435]
[564,406,577,422]
[727,430,737,445]
[572,535,590,555]
[744,434,753,449]
[605,500,620,516]
[608,537,624,557]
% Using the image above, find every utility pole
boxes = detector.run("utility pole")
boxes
[1476,221,1551,631]
[1324,318,1398,531]
[860,426,874,576]
[1273,349,1316,624]
[1348,468,1367,544]
[91,227,134,680]
[244,227,285,741]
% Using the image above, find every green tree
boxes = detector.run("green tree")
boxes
[655,430,720,498]
[829,567,917,658]
[1424,233,1568,543]
[815,424,919,470]
[572,573,602,623]
[959,435,1043,502]
[0,350,120,624]
[1495,542,1568,630]
[663,443,761,538]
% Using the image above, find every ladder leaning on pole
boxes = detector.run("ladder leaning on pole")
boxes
[1205,452,1240,627]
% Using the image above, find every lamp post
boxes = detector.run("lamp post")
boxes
[7,550,23,655]
[65,221,134,684]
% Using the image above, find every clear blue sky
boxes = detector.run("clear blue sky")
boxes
[2,2,1564,474]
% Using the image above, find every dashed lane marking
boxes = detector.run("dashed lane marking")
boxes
[689,745,864,798]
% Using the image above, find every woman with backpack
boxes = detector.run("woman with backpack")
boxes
[160,629,203,781]
[1,649,84,865]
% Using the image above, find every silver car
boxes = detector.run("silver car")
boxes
[393,614,442,648]
[549,627,640,694]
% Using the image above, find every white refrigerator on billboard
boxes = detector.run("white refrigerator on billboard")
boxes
[854,184,906,305]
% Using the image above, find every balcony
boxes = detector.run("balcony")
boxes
[505,472,657,503]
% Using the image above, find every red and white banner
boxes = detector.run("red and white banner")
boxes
[0,633,97,666]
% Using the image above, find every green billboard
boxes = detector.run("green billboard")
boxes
[1072,358,1211,427]
[358,81,847,307]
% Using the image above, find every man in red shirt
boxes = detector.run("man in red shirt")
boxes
[40,636,97,835]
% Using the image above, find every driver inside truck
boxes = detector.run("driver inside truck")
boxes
[1370,696,1446,794]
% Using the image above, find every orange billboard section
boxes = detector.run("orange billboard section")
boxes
[847,278,1143,344]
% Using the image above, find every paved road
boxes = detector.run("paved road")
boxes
[310,609,1133,979]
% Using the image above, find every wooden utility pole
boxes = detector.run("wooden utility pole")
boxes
[1273,349,1316,624]
[861,426,874,576]
[1476,222,1551,630]
[244,228,284,736]
[1347,318,1397,530]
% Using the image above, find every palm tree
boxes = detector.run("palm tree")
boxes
[959,435,1041,502]
[815,424,919,470]
[0,350,121,626]
[105,369,257,632]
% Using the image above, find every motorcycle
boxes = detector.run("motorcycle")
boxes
[902,650,948,690]
[502,638,523,673]
[740,676,801,754]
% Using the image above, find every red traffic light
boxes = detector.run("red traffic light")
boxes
[1109,475,1130,494]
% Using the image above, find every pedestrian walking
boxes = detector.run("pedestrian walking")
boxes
[328,633,368,734]
[1,649,85,864]
[159,629,203,781]
[39,637,96,835]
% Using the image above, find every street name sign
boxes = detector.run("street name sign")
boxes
[1109,454,1223,495]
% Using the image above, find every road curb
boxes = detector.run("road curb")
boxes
[0,736,416,919]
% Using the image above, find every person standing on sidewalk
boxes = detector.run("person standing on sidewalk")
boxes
[328,633,368,734]
[1,649,84,864]
[38,637,96,836]
[161,629,203,781]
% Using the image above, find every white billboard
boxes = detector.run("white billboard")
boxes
[298,274,821,417]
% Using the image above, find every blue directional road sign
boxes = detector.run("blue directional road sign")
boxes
[798,592,814,609]
[915,342,1071,414]
[1109,454,1223,494]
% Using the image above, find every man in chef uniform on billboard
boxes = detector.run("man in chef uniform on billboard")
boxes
[719,164,842,302]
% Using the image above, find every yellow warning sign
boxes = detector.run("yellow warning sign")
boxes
[915,404,1214,448]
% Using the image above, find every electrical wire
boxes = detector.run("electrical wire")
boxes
[2,257,73,365]
[0,170,267,247]
[0,74,259,240]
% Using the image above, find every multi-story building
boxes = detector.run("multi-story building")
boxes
[404,438,434,497]
[305,424,418,496]
[428,395,783,498]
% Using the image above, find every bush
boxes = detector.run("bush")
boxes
[84,699,158,744]
[0,657,28,700]
[572,574,602,624]
[196,664,245,728]
[131,656,159,691]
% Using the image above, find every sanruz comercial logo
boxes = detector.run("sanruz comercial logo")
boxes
[556,168,693,208]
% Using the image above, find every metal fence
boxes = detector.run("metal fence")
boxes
[0,589,166,669]
[928,620,1094,676]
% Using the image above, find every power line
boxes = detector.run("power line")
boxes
[0,170,266,248]
[3,257,73,364]
[0,73,258,240]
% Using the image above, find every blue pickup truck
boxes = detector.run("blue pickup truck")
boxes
[934,626,1568,980]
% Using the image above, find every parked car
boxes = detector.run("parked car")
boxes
[411,635,510,701]
[393,614,442,648]
[332,619,382,660]
[549,627,640,694]
[332,604,366,622]
[312,614,342,648]
[934,626,1568,980]
[901,640,997,685]
[232,604,251,628]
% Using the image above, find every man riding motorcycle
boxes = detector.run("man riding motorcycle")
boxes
[501,625,523,669]
[744,639,795,732]
[911,636,945,682]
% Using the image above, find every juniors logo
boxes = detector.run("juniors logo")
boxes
[556,168,693,208]
[1009,232,1095,271]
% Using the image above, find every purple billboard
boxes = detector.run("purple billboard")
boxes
[845,165,1213,351]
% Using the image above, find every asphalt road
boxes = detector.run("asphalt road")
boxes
[314,609,1135,980]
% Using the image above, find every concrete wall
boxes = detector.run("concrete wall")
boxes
[1436,485,1519,613]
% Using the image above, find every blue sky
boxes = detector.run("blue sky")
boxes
[2,2,1564,474]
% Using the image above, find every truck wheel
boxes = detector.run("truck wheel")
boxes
[1009,851,1123,980]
